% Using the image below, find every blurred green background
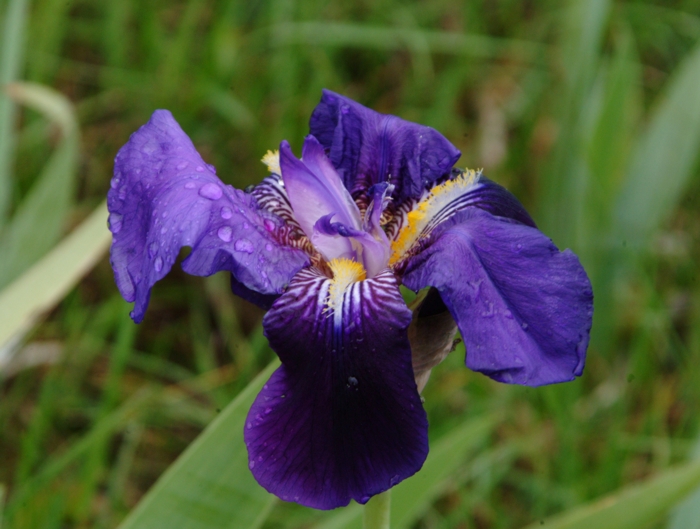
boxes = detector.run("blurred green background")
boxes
[2,0,700,527]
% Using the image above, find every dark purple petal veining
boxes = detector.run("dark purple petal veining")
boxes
[245,268,428,509]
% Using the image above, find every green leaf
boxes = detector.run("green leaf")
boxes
[615,40,700,247]
[667,437,700,529]
[314,416,496,529]
[118,360,279,529]
[0,0,30,226]
[0,82,80,289]
[0,201,110,358]
[520,459,700,529]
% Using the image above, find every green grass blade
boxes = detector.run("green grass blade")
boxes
[0,0,30,227]
[271,22,545,63]
[615,41,700,248]
[118,360,279,529]
[520,459,700,529]
[314,416,496,529]
[0,201,110,357]
[667,437,700,529]
[0,82,79,289]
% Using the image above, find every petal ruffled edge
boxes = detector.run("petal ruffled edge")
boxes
[309,90,461,204]
[108,110,309,320]
[402,208,592,386]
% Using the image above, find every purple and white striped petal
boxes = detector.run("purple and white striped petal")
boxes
[402,207,593,387]
[108,110,309,320]
[309,90,461,203]
[245,268,428,510]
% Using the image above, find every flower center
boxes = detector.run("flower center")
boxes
[278,136,392,278]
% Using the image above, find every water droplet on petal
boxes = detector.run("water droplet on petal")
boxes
[264,219,275,232]
[148,242,158,259]
[265,243,273,252]
[154,257,163,272]
[206,163,216,173]
[217,226,233,242]
[118,185,127,200]
[246,422,252,429]
[199,183,222,200]
[347,376,358,388]
[177,161,188,170]
[504,310,513,319]
[234,239,254,253]
[220,206,232,219]
[249,460,255,469]
[360,495,371,504]
[185,181,196,189]
[108,213,123,234]
[196,165,205,172]
[521,322,529,330]
[390,474,400,486]
[264,407,272,414]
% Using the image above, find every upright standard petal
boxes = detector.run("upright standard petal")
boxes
[309,90,461,203]
[402,208,593,386]
[245,268,428,509]
[279,136,361,263]
[108,110,309,321]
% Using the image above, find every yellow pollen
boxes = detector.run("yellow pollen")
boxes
[389,168,481,265]
[326,258,367,313]
[261,150,281,174]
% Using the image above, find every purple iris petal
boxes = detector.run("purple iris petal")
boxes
[402,208,592,386]
[245,268,428,509]
[309,89,461,203]
[279,136,360,262]
[465,177,536,228]
[108,110,309,321]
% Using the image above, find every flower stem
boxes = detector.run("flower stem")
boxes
[363,490,391,529]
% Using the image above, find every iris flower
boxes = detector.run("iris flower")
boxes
[108,90,593,510]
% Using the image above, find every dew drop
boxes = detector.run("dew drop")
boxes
[217,226,233,242]
[206,163,216,173]
[360,495,371,504]
[220,206,232,219]
[264,219,275,232]
[118,185,127,200]
[265,407,272,414]
[108,213,123,234]
[521,322,529,330]
[185,181,196,189]
[390,474,400,486]
[154,257,163,272]
[249,460,255,469]
[347,376,358,388]
[504,309,513,319]
[246,422,253,429]
[177,161,188,170]
[234,238,254,253]
[265,243,273,252]
[243,222,249,229]
[196,165,205,172]
[148,242,158,259]
[257,456,263,462]
[199,183,222,200]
